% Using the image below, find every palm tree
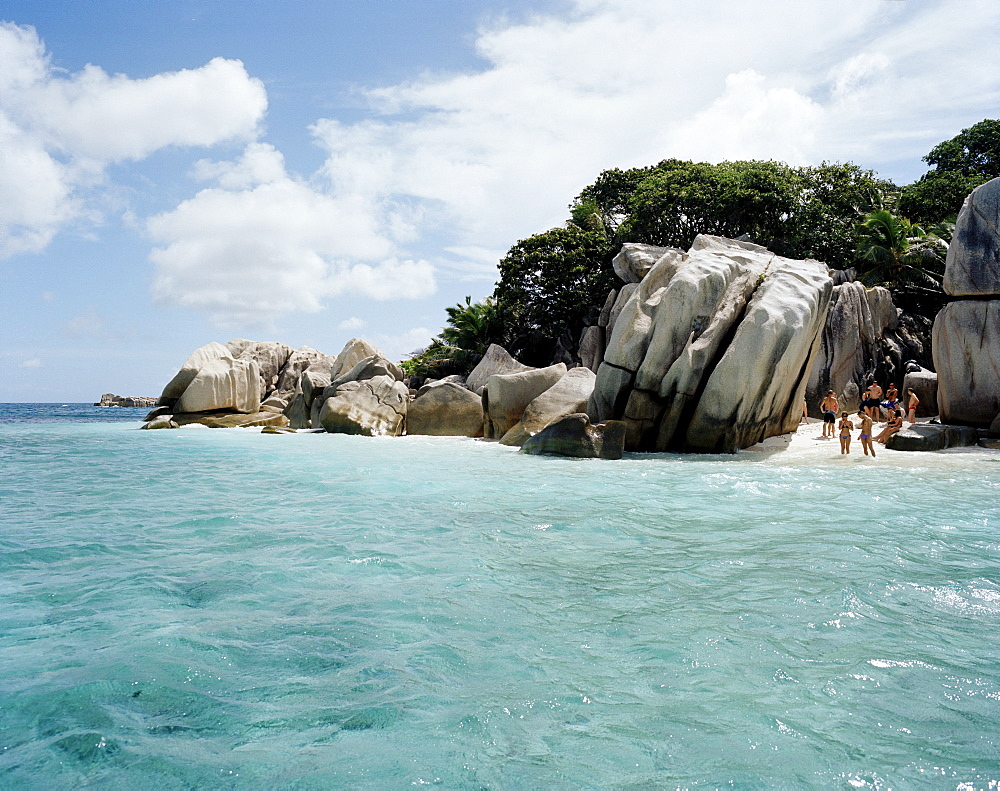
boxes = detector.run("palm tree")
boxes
[856,209,946,293]
[440,296,505,357]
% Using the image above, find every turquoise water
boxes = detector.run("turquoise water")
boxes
[2,405,999,789]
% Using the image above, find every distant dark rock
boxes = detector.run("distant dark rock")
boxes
[95,393,157,408]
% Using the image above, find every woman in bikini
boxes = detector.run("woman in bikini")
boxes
[838,411,854,455]
[857,410,875,457]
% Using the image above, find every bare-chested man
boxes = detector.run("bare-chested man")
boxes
[820,390,838,438]
[863,381,883,421]
[906,388,920,424]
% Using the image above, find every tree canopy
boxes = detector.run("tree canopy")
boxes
[898,119,1000,224]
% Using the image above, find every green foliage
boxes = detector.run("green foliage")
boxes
[494,226,615,364]
[898,119,1000,225]
[610,159,894,269]
[402,296,506,379]
[855,209,947,315]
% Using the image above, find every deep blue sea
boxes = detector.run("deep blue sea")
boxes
[2,403,999,789]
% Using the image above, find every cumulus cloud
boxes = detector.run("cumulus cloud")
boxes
[148,153,436,326]
[338,316,366,331]
[304,0,999,259]
[0,21,265,257]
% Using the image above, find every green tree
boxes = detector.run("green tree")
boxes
[494,226,615,364]
[855,209,947,314]
[401,296,506,379]
[440,296,505,356]
[898,119,1000,224]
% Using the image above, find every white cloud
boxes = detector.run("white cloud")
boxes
[148,158,436,326]
[306,0,999,256]
[372,326,436,362]
[338,316,366,331]
[19,358,42,368]
[0,22,266,258]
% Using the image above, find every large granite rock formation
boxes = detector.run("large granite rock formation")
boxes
[521,414,627,460]
[934,301,1000,425]
[805,282,917,416]
[157,342,231,406]
[466,344,532,393]
[407,382,484,437]
[589,235,832,453]
[174,356,261,414]
[319,375,408,436]
[226,339,293,397]
[484,363,567,439]
[934,178,1000,427]
[499,367,596,446]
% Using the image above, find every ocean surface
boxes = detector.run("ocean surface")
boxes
[1,403,998,789]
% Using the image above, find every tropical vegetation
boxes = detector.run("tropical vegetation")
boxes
[403,119,998,377]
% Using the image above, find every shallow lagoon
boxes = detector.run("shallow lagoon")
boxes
[1,407,999,788]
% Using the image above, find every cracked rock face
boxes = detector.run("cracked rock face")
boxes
[934,177,1000,427]
[319,375,408,436]
[588,235,832,453]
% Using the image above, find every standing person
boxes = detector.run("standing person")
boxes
[906,388,920,424]
[857,410,876,457]
[884,383,898,415]
[864,381,883,421]
[838,411,854,455]
[820,391,839,438]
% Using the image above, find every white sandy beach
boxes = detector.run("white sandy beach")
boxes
[743,417,995,467]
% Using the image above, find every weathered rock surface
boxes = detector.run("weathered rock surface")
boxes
[157,342,232,406]
[407,382,484,437]
[606,282,639,340]
[284,392,311,429]
[319,375,408,436]
[204,411,290,429]
[578,325,604,373]
[979,438,1000,450]
[886,424,979,451]
[589,235,832,453]
[331,338,382,380]
[274,346,328,395]
[805,282,918,416]
[521,414,626,460]
[228,339,293,396]
[943,177,1000,296]
[331,355,404,389]
[174,357,261,414]
[499,367,596,446]
[416,375,466,398]
[466,344,532,393]
[612,243,680,284]
[902,367,938,418]
[141,416,178,430]
[485,363,567,439]
[933,300,1000,425]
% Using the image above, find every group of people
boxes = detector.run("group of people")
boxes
[815,381,920,456]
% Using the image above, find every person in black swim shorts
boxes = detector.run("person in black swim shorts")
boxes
[819,390,838,438]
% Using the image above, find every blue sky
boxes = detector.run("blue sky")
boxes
[1,0,998,402]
